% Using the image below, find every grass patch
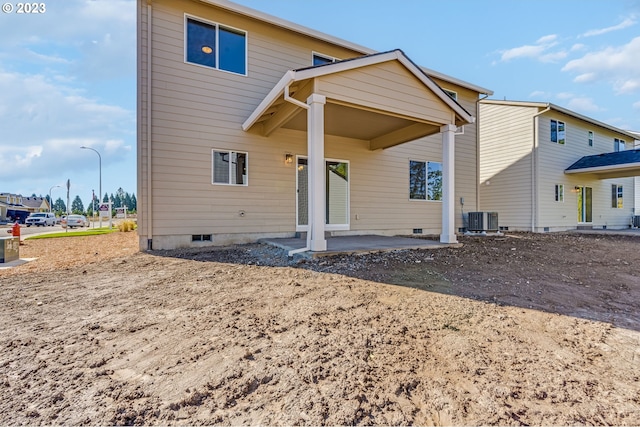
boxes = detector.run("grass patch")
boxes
[26,228,118,240]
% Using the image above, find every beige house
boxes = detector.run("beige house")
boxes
[136,0,492,251]
[478,100,639,232]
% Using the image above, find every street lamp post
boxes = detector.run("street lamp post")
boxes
[80,146,102,228]
[49,185,61,213]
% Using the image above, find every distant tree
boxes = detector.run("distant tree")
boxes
[130,194,137,212]
[103,192,109,203]
[53,198,66,214]
[31,193,36,197]
[71,195,85,214]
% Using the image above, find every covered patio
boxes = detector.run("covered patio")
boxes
[261,234,461,258]
[243,49,474,255]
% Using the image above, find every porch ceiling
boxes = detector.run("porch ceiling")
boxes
[279,102,441,146]
[242,50,473,151]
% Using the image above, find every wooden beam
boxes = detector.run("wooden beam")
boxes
[369,123,439,150]
[262,81,313,136]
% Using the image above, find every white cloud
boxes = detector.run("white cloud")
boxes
[633,101,640,110]
[562,36,640,94]
[529,90,549,98]
[566,97,602,113]
[556,92,574,100]
[0,69,133,181]
[581,17,636,37]
[500,34,564,63]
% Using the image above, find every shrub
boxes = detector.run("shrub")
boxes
[118,219,137,232]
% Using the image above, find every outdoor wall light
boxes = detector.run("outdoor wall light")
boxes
[285,153,293,164]
[201,46,213,54]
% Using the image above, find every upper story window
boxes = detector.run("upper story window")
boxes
[588,131,593,147]
[614,138,626,152]
[312,53,337,66]
[443,89,458,101]
[550,119,565,145]
[186,16,247,75]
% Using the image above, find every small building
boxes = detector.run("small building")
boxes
[136,0,492,250]
[478,100,638,232]
[21,196,50,213]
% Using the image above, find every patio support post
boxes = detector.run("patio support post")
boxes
[307,93,327,251]
[440,124,458,244]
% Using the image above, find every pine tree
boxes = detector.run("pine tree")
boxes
[71,195,85,214]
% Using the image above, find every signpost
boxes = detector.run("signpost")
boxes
[99,200,112,229]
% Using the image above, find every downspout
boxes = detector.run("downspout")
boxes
[476,93,489,214]
[146,0,153,249]
[532,106,551,232]
[283,82,312,256]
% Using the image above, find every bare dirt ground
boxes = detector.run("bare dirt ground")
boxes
[1,230,639,425]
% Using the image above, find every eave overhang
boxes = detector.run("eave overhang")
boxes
[565,150,640,179]
[242,50,474,150]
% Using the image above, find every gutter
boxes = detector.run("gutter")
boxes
[282,81,312,257]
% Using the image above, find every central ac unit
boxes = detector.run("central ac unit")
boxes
[633,215,640,228]
[468,211,499,232]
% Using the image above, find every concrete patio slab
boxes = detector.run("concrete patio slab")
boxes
[260,235,462,258]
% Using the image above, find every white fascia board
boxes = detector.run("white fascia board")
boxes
[242,70,295,131]
[565,162,640,174]
[482,100,637,141]
[292,51,401,80]
[396,54,474,124]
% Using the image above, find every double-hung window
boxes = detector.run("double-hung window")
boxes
[186,16,247,75]
[212,150,248,185]
[550,119,565,144]
[614,138,626,152]
[409,161,442,201]
[611,184,623,208]
[588,131,593,147]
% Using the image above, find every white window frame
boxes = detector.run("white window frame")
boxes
[442,89,458,101]
[555,184,564,202]
[614,138,626,152]
[211,149,248,186]
[611,184,623,208]
[409,160,442,202]
[551,119,566,145]
[184,14,248,76]
[588,131,593,147]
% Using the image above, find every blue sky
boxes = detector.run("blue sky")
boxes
[1,0,639,208]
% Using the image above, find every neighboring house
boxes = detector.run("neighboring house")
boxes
[0,193,30,222]
[21,196,50,213]
[136,0,492,250]
[478,100,639,232]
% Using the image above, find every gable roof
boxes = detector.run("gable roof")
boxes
[565,149,640,178]
[243,49,474,132]
[480,100,638,140]
[199,0,493,95]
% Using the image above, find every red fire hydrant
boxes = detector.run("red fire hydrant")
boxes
[11,222,21,244]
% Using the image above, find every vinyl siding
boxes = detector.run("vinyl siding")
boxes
[478,103,535,229]
[536,113,634,230]
[139,0,483,249]
[316,62,454,125]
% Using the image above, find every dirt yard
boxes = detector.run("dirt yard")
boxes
[1,230,639,425]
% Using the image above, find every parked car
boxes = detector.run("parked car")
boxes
[25,212,56,227]
[62,214,89,228]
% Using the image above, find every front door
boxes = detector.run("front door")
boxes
[297,157,349,231]
[577,186,592,223]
